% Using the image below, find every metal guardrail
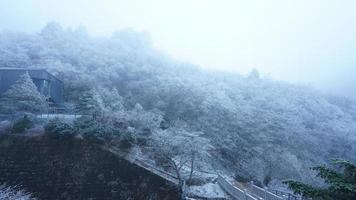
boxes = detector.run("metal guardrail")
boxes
[217,175,257,200]
[247,182,307,200]
[249,184,283,200]
[103,145,179,185]
[216,176,301,200]
[134,159,179,185]
[106,148,294,200]
[269,189,307,200]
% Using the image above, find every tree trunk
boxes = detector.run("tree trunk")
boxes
[180,180,186,200]
[188,152,195,184]
[174,166,184,200]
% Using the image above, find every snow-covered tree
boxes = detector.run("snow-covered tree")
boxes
[185,131,213,183]
[0,72,47,114]
[126,103,163,132]
[248,68,260,79]
[75,89,103,118]
[149,126,213,198]
[0,184,35,200]
[1,22,356,186]
[149,128,190,198]
[99,87,124,112]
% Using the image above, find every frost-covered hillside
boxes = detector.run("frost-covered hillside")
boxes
[1,22,355,185]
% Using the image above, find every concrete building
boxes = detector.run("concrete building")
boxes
[0,68,64,107]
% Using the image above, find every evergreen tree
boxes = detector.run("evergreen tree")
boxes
[0,184,35,200]
[75,89,102,118]
[99,87,124,112]
[248,68,260,79]
[284,159,356,200]
[0,72,47,114]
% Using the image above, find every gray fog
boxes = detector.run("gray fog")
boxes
[1,0,355,98]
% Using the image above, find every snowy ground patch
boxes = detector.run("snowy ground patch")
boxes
[37,114,82,123]
[188,182,227,199]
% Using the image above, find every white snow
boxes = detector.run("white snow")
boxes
[37,114,82,119]
[188,183,227,199]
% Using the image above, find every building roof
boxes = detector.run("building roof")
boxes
[0,67,47,71]
[0,67,63,84]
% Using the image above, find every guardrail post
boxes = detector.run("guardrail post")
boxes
[244,189,248,200]
[264,187,267,200]
[181,180,186,200]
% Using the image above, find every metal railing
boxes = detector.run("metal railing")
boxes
[217,175,257,200]
[134,159,179,185]
[269,189,307,200]
[248,183,283,200]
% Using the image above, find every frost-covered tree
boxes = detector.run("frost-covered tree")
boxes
[0,22,356,186]
[0,184,35,200]
[0,72,47,114]
[284,159,356,200]
[0,33,32,68]
[98,87,124,112]
[184,131,213,183]
[149,125,213,197]
[149,128,191,198]
[126,103,163,132]
[75,89,103,118]
[248,68,260,79]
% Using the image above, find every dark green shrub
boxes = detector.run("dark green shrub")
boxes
[234,173,252,183]
[11,115,34,134]
[186,177,207,186]
[45,119,73,136]
[72,116,107,144]
[284,159,356,200]
[263,172,272,186]
[119,132,135,149]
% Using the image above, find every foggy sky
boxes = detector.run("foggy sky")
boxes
[1,0,356,98]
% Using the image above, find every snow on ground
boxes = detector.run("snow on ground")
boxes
[188,183,227,199]
[37,114,82,123]
[0,120,11,135]
[37,114,81,119]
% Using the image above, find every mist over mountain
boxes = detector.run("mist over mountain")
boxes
[1,23,355,188]
[2,0,356,100]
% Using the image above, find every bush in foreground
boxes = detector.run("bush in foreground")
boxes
[11,115,34,134]
[284,159,356,200]
[0,184,35,200]
[45,118,73,136]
